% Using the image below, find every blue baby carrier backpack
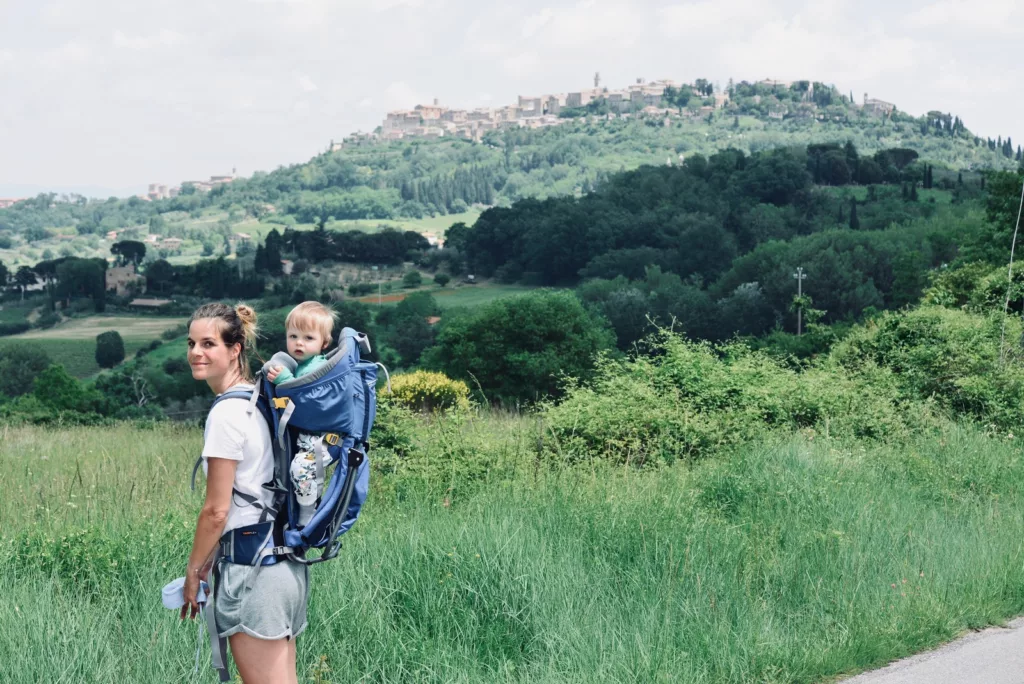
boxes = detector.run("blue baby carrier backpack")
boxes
[191,327,380,681]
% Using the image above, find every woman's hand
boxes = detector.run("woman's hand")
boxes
[180,565,209,620]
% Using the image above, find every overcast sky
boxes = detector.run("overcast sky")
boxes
[0,0,1020,197]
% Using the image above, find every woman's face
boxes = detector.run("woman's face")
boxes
[187,318,240,387]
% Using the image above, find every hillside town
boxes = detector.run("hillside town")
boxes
[329,76,897,149]
[143,169,239,201]
[0,77,899,210]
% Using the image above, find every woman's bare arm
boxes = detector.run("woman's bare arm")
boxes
[181,457,238,619]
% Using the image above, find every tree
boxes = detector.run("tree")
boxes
[264,229,284,275]
[402,270,423,288]
[145,259,175,293]
[56,257,106,311]
[14,266,36,300]
[33,364,103,414]
[433,273,451,287]
[0,344,52,397]
[423,290,615,404]
[95,330,125,369]
[0,261,7,290]
[93,366,160,419]
[849,198,860,230]
[111,240,146,267]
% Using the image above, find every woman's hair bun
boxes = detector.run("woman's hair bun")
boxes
[235,303,257,325]
[234,303,259,353]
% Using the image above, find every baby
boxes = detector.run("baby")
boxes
[268,301,338,525]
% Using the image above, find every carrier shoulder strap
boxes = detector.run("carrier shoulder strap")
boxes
[190,386,273,492]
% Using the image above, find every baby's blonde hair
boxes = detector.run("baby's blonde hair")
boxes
[286,301,338,349]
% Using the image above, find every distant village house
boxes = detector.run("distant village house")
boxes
[106,263,147,297]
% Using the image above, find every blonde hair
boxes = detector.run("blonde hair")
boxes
[285,301,338,349]
[188,302,260,380]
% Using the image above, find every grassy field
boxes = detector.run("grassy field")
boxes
[3,417,1024,683]
[327,210,481,236]
[6,315,185,377]
[0,301,36,323]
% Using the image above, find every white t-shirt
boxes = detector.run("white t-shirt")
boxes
[201,384,275,533]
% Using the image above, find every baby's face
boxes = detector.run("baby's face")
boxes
[286,326,326,361]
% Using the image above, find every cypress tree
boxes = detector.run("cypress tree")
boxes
[910,183,919,201]
[849,198,860,229]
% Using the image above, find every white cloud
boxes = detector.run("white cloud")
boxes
[522,8,553,38]
[716,5,923,85]
[536,1,643,49]
[297,74,318,92]
[908,0,1019,31]
[502,52,542,78]
[658,0,775,36]
[358,97,374,108]
[384,81,420,109]
[0,50,13,66]
[113,29,186,50]
[371,0,425,10]
[41,41,93,68]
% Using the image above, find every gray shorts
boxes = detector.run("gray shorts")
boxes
[214,559,310,640]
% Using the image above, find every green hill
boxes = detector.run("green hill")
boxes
[0,78,1018,267]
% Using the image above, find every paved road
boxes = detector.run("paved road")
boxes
[842,617,1024,683]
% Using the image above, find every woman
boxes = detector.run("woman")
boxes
[181,302,308,684]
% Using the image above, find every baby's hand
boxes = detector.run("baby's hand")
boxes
[267,365,282,382]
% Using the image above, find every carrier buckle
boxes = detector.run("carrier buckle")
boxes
[324,433,340,446]
[273,397,290,409]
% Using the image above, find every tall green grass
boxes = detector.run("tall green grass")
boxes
[2,420,1024,682]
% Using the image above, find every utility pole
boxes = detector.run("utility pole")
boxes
[372,265,381,307]
[793,267,807,336]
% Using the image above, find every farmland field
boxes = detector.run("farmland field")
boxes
[3,419,1024,683]
[6,315,186,377]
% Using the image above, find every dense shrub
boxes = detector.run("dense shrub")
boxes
[388,371,470,413]
[544,333,928,465]
[95,331,126,369]
[35,311,61,329]
[0,344,52,397]
[830,306,1024,428]
[0,321,30,336]
[161,323,188,340]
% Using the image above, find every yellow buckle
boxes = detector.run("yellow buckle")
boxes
[324,433,340,446]
[273,397,290,409]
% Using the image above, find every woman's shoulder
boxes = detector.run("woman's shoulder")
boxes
[206,385,258,424]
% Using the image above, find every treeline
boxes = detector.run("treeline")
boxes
[458,143,951,286]
[447,143,994,347]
